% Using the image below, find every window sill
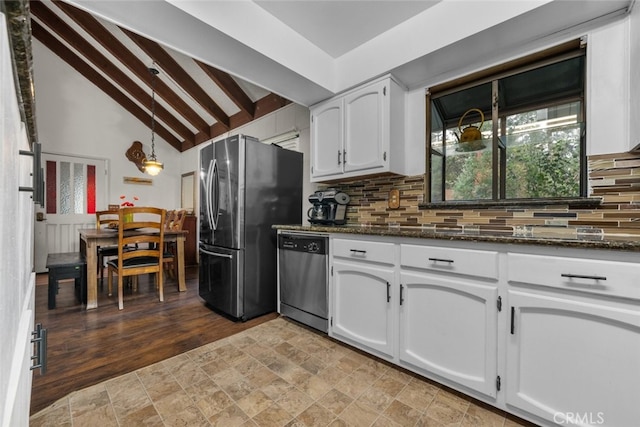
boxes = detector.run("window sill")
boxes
[419,197,602,210]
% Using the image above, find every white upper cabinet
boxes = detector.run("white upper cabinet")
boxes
[310,98,343,178]
[343,79,387,173]
[310,75,405,182]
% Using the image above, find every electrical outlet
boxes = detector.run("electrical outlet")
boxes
[388,189,400,209]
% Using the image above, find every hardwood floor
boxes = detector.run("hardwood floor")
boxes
[31,266,277,415]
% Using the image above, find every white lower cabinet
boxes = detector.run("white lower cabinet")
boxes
[332,259,395,359]
[399,270,499,398]
[327,235,640,426]
[506,253,640,426]
[506,290,640,426]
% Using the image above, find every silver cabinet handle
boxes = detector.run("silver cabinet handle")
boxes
[399,284,404,305]
[429,257,454,264]
[338,150,341,165]
[343,150,347,164]
[350,249,366,254]
[386,282,390,303]
[30,323,47,375]
[561,273,607,281]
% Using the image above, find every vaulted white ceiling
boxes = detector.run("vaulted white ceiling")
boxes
[253,1,441,58]
[63,0,634,106]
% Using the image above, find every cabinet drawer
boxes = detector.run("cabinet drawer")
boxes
[333,238,395,265]
[400,244,499,280]
[507,253,640,301]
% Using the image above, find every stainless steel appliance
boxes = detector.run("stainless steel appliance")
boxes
[199,135,302,321]
[278,233,329,332]
[307,188,350,225]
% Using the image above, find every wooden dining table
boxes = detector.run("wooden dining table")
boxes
[79,228,188,309]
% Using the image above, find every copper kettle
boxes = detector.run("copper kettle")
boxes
[457,108,484,142]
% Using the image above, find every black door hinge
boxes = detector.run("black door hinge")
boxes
[496,375,501,391]
[497,296,502,312]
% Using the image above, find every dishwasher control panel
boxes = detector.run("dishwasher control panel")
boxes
[278,234,327,255]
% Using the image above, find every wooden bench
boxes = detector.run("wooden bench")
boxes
[46,252,87,309]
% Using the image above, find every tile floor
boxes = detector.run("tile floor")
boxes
[29,317,534,427]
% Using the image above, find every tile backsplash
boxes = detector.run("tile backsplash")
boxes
[323,151,640,240]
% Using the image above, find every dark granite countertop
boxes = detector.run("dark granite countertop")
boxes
[273,224,640,252]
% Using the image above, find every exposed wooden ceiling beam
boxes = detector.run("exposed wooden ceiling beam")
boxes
[31,1,193,148]
[31,20,182,151]
[122,29,231,130]
[30,0,295,152]
[51,0,210,137]
[196,61,255,119]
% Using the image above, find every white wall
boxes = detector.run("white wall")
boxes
[34,39,313,218]
[181,103,314,223]
[33,8,636,210]
[32,41,181,211]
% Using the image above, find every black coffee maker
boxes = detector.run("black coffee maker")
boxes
[307,188,350,225]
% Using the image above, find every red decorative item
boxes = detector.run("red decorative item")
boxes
[87,165,96,214]
[119,195,139,207]
[46,161,56,214]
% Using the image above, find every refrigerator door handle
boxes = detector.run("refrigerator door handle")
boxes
[205,159,215,229]
[200,247,233,259]
[212,159,220,230]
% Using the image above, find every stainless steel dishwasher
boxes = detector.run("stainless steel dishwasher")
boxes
[278,232,329,332]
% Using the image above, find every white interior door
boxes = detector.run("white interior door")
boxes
[34,153,107,272]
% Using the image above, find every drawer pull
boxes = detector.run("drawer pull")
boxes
[386,282,391,302]
[428,257,454,264]
[350,249,367,255]
[561,273,607,281]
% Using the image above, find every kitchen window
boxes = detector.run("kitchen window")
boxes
[426,40,586,204]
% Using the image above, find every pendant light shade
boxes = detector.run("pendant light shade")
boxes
[143,158,163,176]
[143,67,163,176]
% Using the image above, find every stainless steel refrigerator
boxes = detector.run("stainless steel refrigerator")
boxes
[199,134,302,320]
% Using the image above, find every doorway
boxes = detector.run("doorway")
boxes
[34,153,108,272]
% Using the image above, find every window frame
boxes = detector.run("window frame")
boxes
[424,39,587,205]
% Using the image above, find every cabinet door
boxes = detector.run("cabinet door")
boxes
[343,79,387,173]
[399,271,499,398]
[507,290,640,426]
[310,98,343,179]
[332,259,395,359]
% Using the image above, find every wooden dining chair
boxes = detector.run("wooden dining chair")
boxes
[95,210,120,285]
[163,209,187,280]
[106,207,166,310]
[164,210,176,230]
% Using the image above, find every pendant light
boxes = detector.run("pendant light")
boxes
[143,67,163,176]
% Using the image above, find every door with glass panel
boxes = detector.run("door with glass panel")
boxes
[34,153,107,272]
